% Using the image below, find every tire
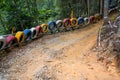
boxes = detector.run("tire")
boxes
[30,28,37,39]
[15,31,25,43]
[78,17,84,26]
[84,17,90,25]
[0,36,6,50]
[56,20,64,31]
[48,21,57,32]
[6,35,17,47]
[23,29,32,41]
[99,13,102,19]
[70,18,78,27]
[94,13,99,21]
[36,25,43,37]
[63,18,71,30]
[41,24,49,33]
[90,16,95,23]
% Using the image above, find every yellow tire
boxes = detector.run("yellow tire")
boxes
[41,24,48,33]
[15,31,24,43]
[94,13,99,21]
[70,18,78,27]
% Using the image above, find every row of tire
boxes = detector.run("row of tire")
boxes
[0,13,102,50]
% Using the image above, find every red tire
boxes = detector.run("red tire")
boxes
[36,25,43,37]
[90,16,95,23]
[6,35,17,47]
[63,18,71,30]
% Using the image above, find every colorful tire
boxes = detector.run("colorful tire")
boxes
[0,36,6,50]
[56,20,64,31]
[30,28,37,39]
[84,17,90,25]
[23,29,32,41]
[78,17,84,25]
[94,13,99,21]
[99,13,102,19]
[48,21,57,32]
[41,24,49,33]
[70,18,78,27]
[63,18,71,30]
[15,31,24,43]
[36,25,42,37]
[6,35,17,47]
[90,16,95,23]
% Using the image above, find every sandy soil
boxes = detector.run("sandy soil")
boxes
[0,21,120,80]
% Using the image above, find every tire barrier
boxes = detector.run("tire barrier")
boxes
[94,13,100,21]
[15,31,24,43]
[90,16,95,23]
[48,21,57,32]
[23,29,32,41]
[36,25,42,37]
[56,20,64,31]
[6,35,17,47]
[41,24,49,33]
[63,18,71,30]
[78,17,84,26]
[30,28,37,39]
[70,18,78,27]
[0,14,103,50]
[84,17,90,25]
[0,36,6,50]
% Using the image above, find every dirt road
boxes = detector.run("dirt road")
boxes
[0,21,120,80]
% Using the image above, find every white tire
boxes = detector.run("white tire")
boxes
[30,27,37,39]
[56,20,64,31]
[84,17,90,25]
[0,36,6,50]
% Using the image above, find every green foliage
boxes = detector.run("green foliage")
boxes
[39,9,58,22]
[0,0,106,35]
[0,0,40,34]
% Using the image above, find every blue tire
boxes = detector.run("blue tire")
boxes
[48,21,57,32]
[23,29,32,41]
[78,17,84,25]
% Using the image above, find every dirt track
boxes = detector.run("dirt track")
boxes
[0,21,120,80]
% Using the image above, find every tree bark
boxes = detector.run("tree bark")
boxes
[104,0,108,23]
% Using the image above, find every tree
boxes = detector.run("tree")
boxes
[0,0,40,34]
[0,0,104,34]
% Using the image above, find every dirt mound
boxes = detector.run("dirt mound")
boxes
[97,34,120,74]
[97,14,120,76]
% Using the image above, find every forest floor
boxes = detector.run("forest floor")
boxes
[0,20,120,80]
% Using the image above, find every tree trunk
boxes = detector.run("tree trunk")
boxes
[104,0,108,23]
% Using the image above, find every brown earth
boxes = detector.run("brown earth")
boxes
[0,20,120,80]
